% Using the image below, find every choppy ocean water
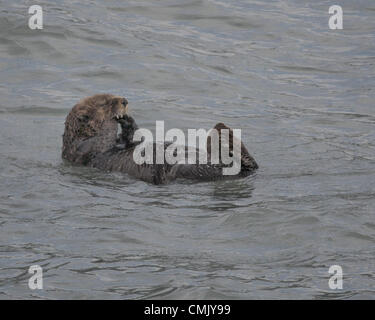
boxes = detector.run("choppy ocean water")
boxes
[0,0,374,299]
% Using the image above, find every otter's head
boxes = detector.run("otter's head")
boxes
[207,123,258,172]
[62,94,129,161]
[68,94,128,139]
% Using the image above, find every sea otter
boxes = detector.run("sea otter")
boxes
[62,94,258,184]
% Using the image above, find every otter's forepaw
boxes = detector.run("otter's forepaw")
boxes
[117,115,137,129]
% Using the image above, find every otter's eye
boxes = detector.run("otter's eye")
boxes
[122,98,128,106]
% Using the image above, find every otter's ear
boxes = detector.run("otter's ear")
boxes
[77,114,89,122]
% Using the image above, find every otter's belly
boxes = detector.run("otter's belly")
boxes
[90,144,255,184]
[91,147,171,184]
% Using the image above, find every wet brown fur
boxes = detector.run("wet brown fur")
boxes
[62,94,128,164]
[207,123,258,172]
[62,94,258,184]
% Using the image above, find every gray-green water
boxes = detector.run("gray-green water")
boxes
[0,0,374,299]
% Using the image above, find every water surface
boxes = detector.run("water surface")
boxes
[0,0,374,299]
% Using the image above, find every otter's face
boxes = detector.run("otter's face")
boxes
[70,94,129,139]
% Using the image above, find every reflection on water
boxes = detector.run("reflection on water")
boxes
[0,0,375,299]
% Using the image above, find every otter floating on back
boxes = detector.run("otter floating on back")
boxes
[62,94,258,184]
